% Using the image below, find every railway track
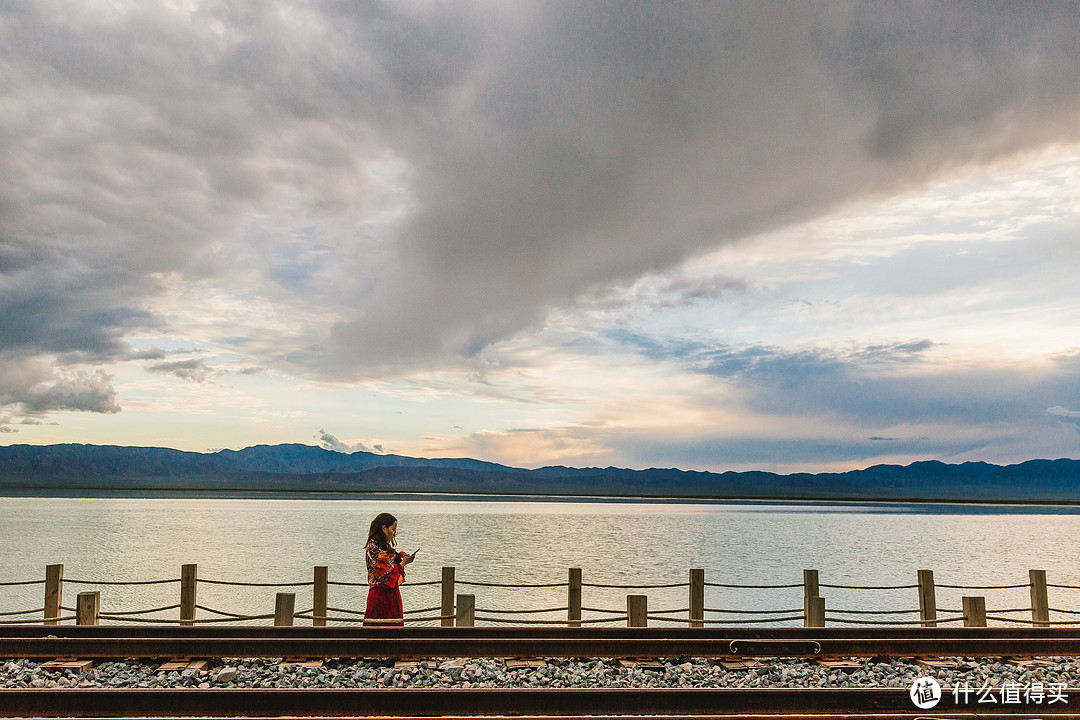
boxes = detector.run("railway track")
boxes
[4,627,1080,718]
[0,687,1076,719]
[5,625,1080,659]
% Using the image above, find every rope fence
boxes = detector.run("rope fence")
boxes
[3,564,1076,628]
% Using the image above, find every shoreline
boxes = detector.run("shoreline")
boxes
[4,487,1080,512]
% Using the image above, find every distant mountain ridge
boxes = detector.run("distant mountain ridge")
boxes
[2,443,1080,503]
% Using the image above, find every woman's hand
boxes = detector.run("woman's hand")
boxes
[402,553,415,565]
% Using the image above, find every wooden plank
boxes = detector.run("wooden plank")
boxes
[274,593,296,627]
[816,659,862,672]
[44,565,63,627]
[440,567,455,628]
[76,591,99,626]
[313,566,328,628]
[505,659,546,670]
[689,569,704,628]
[39,659,94,673]
[567,568,581,628]
[626,595,647,628]
[180,564,197,626]
[1031,569,1050,627]
[918,569,936,627]
[716,659,762,671]
[617,658,664,671]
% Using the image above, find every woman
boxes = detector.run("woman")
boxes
[363,512,415,626]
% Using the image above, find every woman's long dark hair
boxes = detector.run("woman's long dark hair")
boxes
[367,512,398,551]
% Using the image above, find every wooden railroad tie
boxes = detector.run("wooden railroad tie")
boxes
[616,658,665,671]
[38,658,94,674]
[156,658,211,673]
[815,659,863,672]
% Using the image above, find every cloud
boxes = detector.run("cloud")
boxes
[317,429,372,454]
[1047,406,1080,429]
[144,358,222,384]
[0,2,1078,391]
[317,2,1080,374]
[0,360,121,416]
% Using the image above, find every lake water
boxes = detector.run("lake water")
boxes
[3,496,1080,628]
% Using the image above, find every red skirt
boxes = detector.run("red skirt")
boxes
[363,585,404,627]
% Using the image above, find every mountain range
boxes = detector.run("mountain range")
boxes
[1,443,1080,503]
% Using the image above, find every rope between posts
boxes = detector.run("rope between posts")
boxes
[99,603,181,616]
[326,605,448,616]
[65,578,180,586]
[108,614,277,624]
[195,604,275,620]
[458,580,567,588]
[582,582,688,589]
[984,615,1051,624]
[701,615,806,624]
[936,583,1031,590]
[327,581,367,587]
[0,607,45,617]
[199,579,314,587]
[60,606,75,612]
[705,607,804,615]
[0,579,44,586]
[824,616,956,626]
[705,582,803,589]
[819,583,920,590]
[1049,607,1080,615]
[327,606,364,616]
[405,606,442,615]
[0,615,76,624]
[986,607,1033,614]
[474,616,585,625]
[403,580,441,586]
[827,608,921,615]
[645,607,690,615]
[582,607,636,616]
[1048,583,1080,590]
[475,607,569,614]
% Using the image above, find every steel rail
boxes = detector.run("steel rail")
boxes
[6,634,1080,658]
[5,625,1080,639]
[2,688,1074,718]
[7,716,1066,720]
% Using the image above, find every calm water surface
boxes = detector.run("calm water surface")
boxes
[2,496,1079,626]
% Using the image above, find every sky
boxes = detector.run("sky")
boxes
[2,1,1080,473]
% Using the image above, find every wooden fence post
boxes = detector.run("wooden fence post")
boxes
[44,564,63,626]
[805,596,825,627]
[441,567,456,627]
[180,564,197,626]
[313,566,328,627]
[689,568,704,628]
[962,596,986,627]
[76,591,99,626]
[803,569,819,627]
[918,569,937,628]
[1030,569,1049,628]
[275,593,295,626]
[627,595,648,627]
[456,593,475,627]
[568,568,582,628]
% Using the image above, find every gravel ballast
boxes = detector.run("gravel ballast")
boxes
[4,656,1080,691]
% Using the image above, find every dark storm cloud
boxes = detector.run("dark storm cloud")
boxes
[3,0,1080,405]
